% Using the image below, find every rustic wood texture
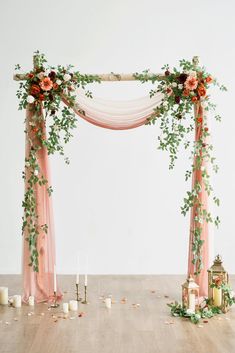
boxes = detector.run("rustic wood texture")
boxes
[13,72,166,82]
[0,275,234,353]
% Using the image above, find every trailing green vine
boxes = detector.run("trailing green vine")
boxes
[16,52,226,273]
[135,60,226,275]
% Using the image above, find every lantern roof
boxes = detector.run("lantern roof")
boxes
[208,254,226,273]
[182,275,199,289]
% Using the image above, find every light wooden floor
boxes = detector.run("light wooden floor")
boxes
[0,275,235,353]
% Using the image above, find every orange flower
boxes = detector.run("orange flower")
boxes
[191,96,198,103]
[53,83,59,90]
[28,73,34,79]
[30,84,41,95]
[197,116,203,124]
[40,77,53,91]
[183,89,189,97]
[198,84,207,97]
[205,76,213,84]
[39,94,45,101]
[32,127,39,133]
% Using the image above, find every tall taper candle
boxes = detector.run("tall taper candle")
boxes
[53,265,57,292]
[76,256,79,285]
[85,274,88,286]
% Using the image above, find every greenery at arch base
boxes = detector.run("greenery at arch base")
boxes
[15,51,226,273]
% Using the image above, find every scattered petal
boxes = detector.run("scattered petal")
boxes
[164,320,174,325]
[132,303,140,308]
[70,317,75,320]
[27,313,32,316]
[14,318,19,321]
[111,299,116,304]
[151,290,156,294]
[197,325,204,328]
[5,321,10,325]
[54,320,58,323]
[225,318,231,321]
[40,312,45,316]
[203,320,208,323]
[78,312,85,317]
[157,295,162,298]
[121,298,127,304]
[164,295,169,299]
[52,315,57,319]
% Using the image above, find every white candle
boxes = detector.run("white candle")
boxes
[105,297,112,309]
[28,296,34,306]
[13,295,22,308]
[53,265,57,293]
[213,287,222,307]
[69,300,78,311]
[63,302,69,314]
[0,287,8,305]
[189,293,196,312]
[85,274,88,286]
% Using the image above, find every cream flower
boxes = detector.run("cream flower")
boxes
[56,79,62,85]
[37,72,45,80]
[172,82,177,88]
[26,95,35,103]
[63,73,71,82]
[34,170,39,176]
[178,84,183,89]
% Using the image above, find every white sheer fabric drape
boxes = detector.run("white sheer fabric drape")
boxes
[63,90,163,130]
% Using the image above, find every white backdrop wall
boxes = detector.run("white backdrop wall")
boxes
[0,0,235,274]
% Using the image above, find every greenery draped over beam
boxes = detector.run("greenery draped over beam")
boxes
[15,51,226,273]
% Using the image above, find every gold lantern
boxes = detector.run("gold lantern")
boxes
[182,275,199,312]
[207,255,229,312]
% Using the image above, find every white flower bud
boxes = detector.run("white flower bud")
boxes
[26,95,35,104]
[63,73,71,82]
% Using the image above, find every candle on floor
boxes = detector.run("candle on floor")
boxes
[13,295,22,308]
[188,293,196,312]
[28,296,34,306]
[69,300,78,311]
[213,287,222,307]
[53,265,57,293]
[85,274,88,286]
[63,302,69,314]
[0,287,8,305]
[105,297,112,309]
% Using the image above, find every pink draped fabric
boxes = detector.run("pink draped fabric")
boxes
[22,92,210,301]
[188,103,209,297]
[22,106,63,303]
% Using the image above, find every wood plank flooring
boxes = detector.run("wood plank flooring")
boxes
[0,275,235,353]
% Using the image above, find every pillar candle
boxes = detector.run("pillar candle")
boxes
[76,256,79,285]
[63,302,69,314]
[13,295,22,308]
[105,297,112,309]
[69,300,78,311]
[188,293,196,312]
[0,287,8,305]
[28,296,34,306]
[213,287,222,307]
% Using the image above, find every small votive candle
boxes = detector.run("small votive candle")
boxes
[69,300,78,311]
[0,287,8,305]
[63,302,69,314]
[13,295,22,308]
[28,296,34,306]
[105,297,112,309]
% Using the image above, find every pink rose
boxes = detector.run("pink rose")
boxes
[184,76,198,91]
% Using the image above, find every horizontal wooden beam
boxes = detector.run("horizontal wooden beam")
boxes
[13,72,166,82]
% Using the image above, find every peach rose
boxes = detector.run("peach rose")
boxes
[205,76,213,84]
[53,83,59,90]
[40,77,53,91]
[191,96,198,103]
[198,85,207,97]
[30,84,41,95]
[185,76,198,91]
[183,89,190,97]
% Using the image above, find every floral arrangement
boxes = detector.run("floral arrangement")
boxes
[15,51,100,271]
[16,52,226,273]
[168,286,235,324]
[135,60,226,275]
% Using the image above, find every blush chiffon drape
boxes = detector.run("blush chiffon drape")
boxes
[22,94,209,302]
